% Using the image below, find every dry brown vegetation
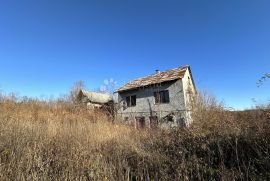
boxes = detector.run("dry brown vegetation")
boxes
[0,93,269,180]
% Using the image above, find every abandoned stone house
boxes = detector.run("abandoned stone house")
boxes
[115,65,196,129]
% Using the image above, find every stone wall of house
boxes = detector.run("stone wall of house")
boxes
[116,79,188,128]
[181,68,197,126]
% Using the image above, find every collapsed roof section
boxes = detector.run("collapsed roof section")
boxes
[78,90,113,104]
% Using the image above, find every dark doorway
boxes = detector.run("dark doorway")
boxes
[149,116,158,129]
[135,117,146,129]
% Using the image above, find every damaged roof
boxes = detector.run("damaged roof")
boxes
[79,90,113,104]
[117,65,190,92]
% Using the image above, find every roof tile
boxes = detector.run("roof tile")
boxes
[117,65,189,92]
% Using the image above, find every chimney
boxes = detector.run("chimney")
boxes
[155,69,161,74]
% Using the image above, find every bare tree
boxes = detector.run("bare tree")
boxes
[257,73,270,87]
[68,80,85,104]
[99,78,118,95]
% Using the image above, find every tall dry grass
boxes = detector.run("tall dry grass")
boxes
[0,98,150,180]
[0,93,269,180]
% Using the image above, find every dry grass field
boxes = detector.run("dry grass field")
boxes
[0,94,269,180]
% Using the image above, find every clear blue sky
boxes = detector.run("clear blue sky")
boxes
[0,0,269,109]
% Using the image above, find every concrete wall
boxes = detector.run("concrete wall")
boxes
[181,68,197,126]
[117,79,188,128]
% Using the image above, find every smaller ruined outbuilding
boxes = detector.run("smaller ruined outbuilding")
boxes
[77,90,113,109]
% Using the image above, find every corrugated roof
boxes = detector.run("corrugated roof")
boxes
[117,65,189,92]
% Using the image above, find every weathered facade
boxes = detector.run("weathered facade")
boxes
[116,65,196,128]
